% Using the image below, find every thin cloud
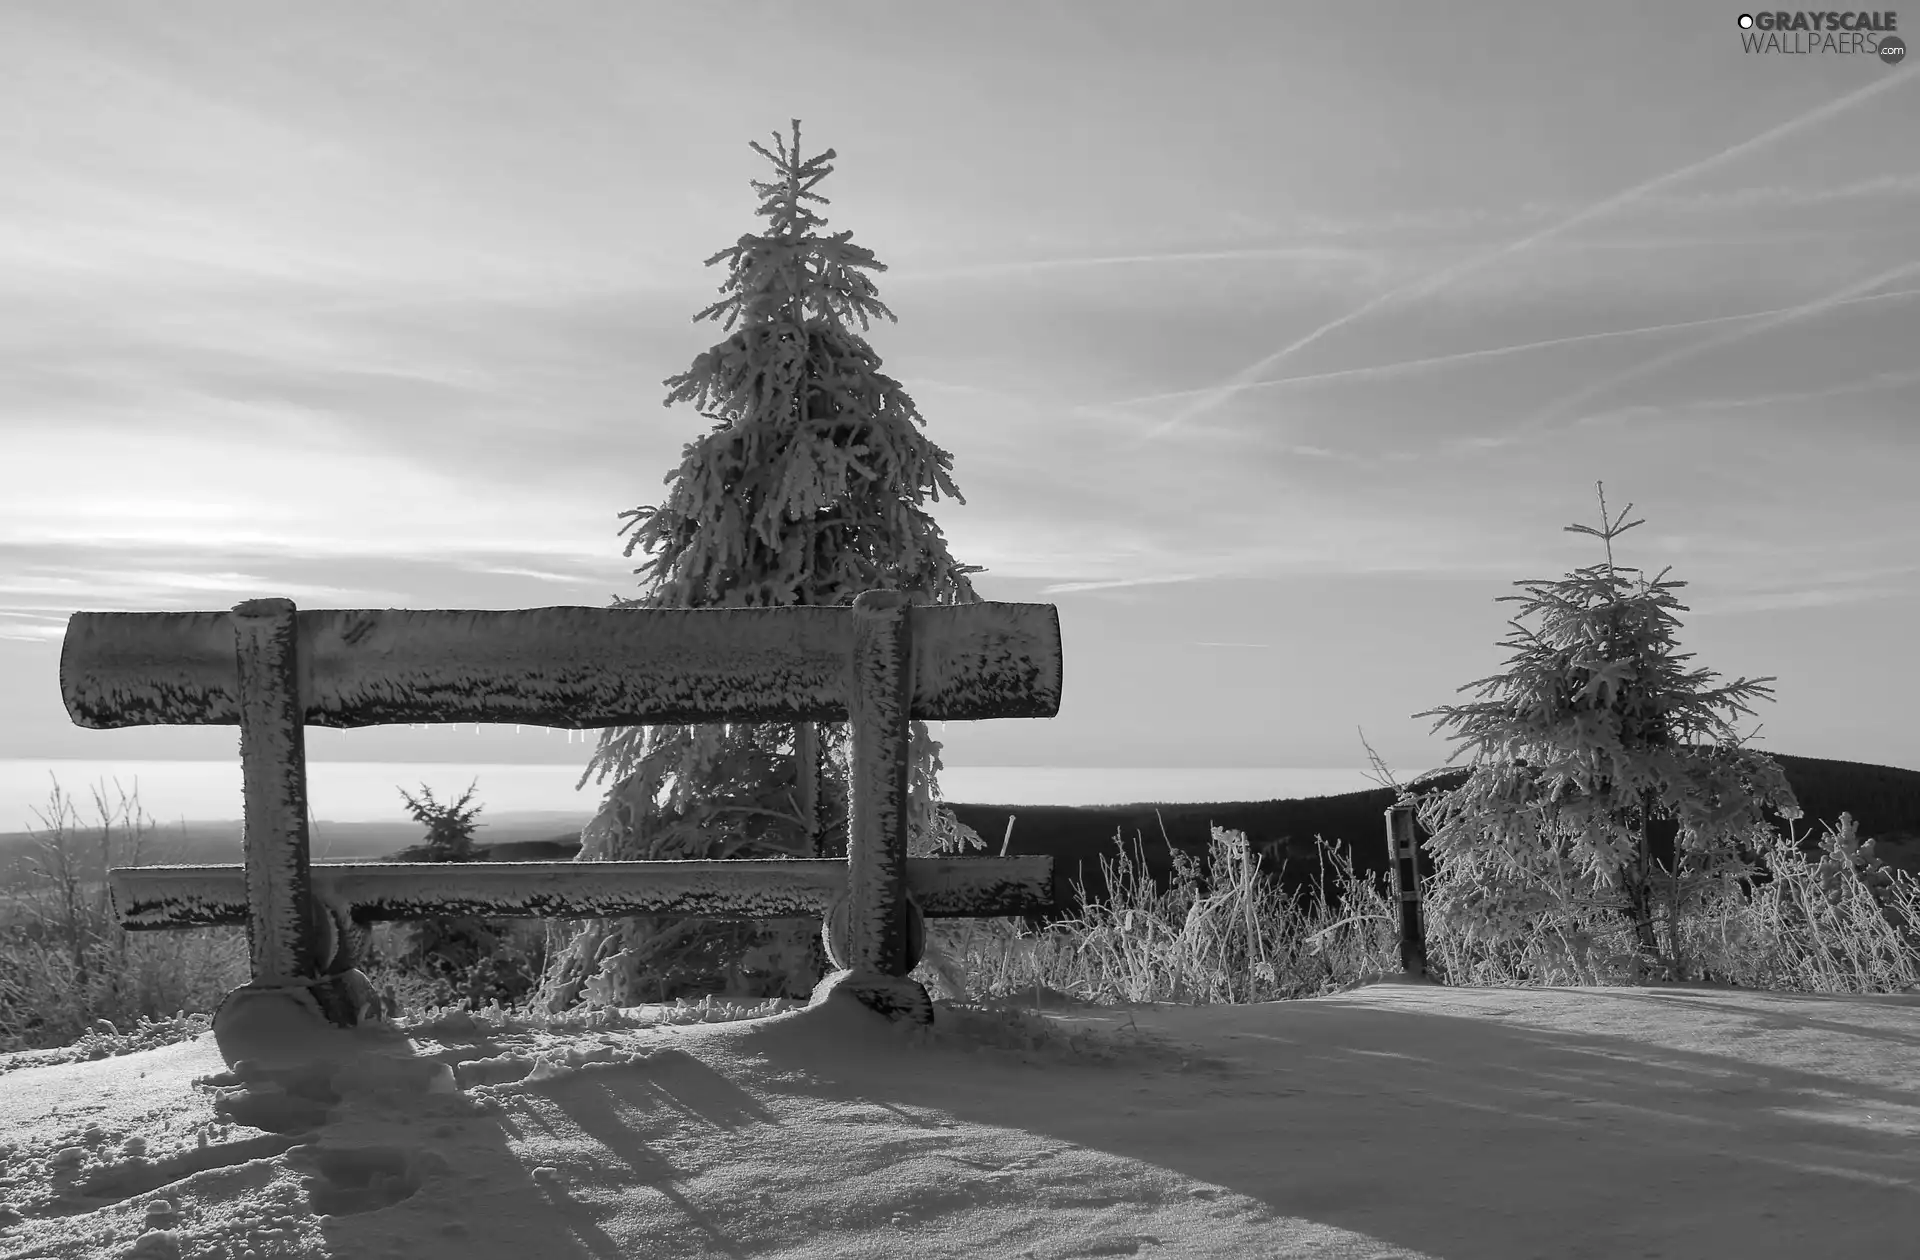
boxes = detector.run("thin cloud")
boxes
[1284,445,1371,462]
[1570,367,1920,428]
[1520,259,1920,434]
[0,567,392,608]
[1266,174,1920,243]
[1690,585,1910,616]
[1632,171,1920,214]
[1131,68,1919,445]
[1538,228,1920,252]
[465,564,608,585]
[908,379,1054,414]
[1097,286,1920,410]
[0,517,620,561]
[0,612,68,644]
[1039,574,1210,595]
[892,244,1380,285]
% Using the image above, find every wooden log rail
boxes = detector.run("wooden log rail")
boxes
[109,856,1057,928]
[61,591,1063,1061]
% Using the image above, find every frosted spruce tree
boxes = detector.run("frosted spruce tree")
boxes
[541,120,987,1012]
[1399,483,1803,983]
[392,782,538,1011]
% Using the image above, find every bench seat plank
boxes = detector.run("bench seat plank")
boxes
[109,855,1055,928]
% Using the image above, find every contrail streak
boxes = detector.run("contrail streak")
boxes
[1511,258,1920,436]
[1134,67,1916,445]
[1097,286,1920,408]
[896,244,1375,283]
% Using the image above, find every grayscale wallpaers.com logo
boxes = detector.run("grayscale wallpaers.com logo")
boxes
[1738,11,1907,62]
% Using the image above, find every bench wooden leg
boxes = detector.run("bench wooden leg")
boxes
[214,599,376,1062]
[827,590,934,1025]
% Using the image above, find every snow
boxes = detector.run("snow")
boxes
[3,979,1916,1258]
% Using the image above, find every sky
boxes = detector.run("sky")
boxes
[3,1,1917,784]
[3,981,1917,1257]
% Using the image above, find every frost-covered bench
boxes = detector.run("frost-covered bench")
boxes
[61,590,1061,1061]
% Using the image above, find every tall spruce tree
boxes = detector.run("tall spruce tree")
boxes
[541,120,987,1012]
[1400,483,1803,982]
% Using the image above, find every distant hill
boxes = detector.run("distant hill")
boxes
[345,752,1920,925]
[939,752,1920,922]
[0,814,595,893]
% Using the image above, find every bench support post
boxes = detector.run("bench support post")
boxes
[233,597,320,984]
[215,599,376,1063]
[815,589,933,1025]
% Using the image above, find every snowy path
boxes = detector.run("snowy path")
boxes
[1,979,1915,1258]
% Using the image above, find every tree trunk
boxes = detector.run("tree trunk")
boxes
[1663,846,1689,982]
[782,720,831,996]
[1620,788,1664,981]
[796,721,819,856]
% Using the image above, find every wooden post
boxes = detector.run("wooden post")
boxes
[815,589,931,1023]
[231,598,321,985]
[213,599,376,1063]
[1384,804,1429,980]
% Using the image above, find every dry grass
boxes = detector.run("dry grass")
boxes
[3,772,1916,1063]
[914,809,1920,1006]
[0,776,249,1054]
[912,813,1400,1008]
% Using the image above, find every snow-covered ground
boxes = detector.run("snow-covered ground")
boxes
[2,979,1916,1259]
